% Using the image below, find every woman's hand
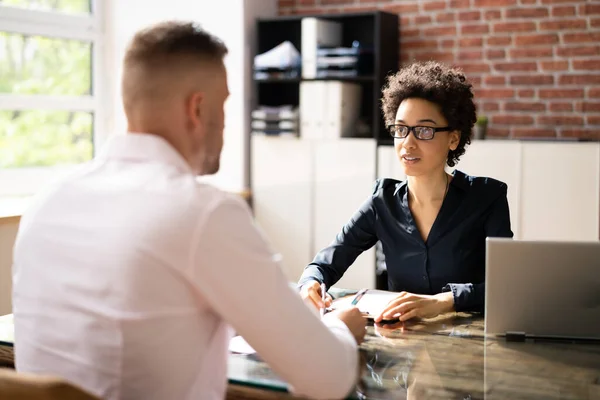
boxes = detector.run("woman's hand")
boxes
[374,291,454,323]
[300,281,333,311]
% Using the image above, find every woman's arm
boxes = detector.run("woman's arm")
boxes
[444,186,514,313]
[298,189,380,290]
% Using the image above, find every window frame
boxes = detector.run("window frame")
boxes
[0,1,106,201]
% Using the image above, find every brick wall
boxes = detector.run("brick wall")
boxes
[278,0,600,140]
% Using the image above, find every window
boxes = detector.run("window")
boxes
[0,0,104,211]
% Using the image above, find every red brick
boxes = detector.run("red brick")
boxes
[580,4,600,15]
[509,75,554,85]
[384,3,420,13]
[521,0,537,4]
[540,19,587,31]
[540,61,569,71]
[482,102,500,111]
[515,34,559,46]
[551,5,576,17]
[591,18,600,28]
[458,11,481,21]
[474,0,516,6]
[542,0,585,3]
[587,116,600,125]
[402,28,421,38]
[441,39,456,48]
[494,21,536,33]
[415,15,433,24]
[278,0,294,7]
[494,62,538,72]
[573,60,600,70]
[505,102,546,112]
[455,62,491,73]
[487,128,511,138]
[559,75,600,85]
[436,12,456,23]
[493,115,534,125]
[578,102,600,112]
[509,47,553,58]
[487,36,512,46]
[564,32,600,44]
[450,0,471,7]
[460,38,484,47]
[506,7,548,18]
[413,51,455,62]
[589,88,600,98]
[556,46,600,57]
[518,89,535,98]
[486,49,506,59]
[476,89,516,98]
[484,76,505,85]
[400,16,411,25]
[321,0,354,3]
[461,24,490,35]
[423,1,447,11]
[423,26,457,37]
[539,116,584,126]
[484,10,502,20]
[560,129,600,140]
[298,0,316,4]
[539,89,585,98]
[513,128,557,138]
[549,103,573,112]
[402,40,439,50]
[458,50,483,60]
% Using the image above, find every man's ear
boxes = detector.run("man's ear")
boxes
[449,130,460,151]
[187,92,204,127]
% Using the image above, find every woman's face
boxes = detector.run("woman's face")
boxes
[393,98,460,178]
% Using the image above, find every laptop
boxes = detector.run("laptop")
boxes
[485,238,600,341]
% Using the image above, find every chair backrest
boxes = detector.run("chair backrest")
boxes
[0,368,100,400]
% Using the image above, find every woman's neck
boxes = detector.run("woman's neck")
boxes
[407,170,449,206]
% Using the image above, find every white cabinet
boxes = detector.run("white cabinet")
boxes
[313,139,377,290]
[251,137,312,282]
[252,137,378,288]
[520,142,600,241]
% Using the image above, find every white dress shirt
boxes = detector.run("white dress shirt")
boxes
[12,133,359,400]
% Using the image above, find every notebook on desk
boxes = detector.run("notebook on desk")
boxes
[485,238,600,341]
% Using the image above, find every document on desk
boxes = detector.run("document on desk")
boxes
[332,289,400,318]
[229,335,256,355]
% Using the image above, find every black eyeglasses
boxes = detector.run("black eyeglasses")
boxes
[387,124,452,140]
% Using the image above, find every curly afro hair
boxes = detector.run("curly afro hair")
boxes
[381,61,477,167]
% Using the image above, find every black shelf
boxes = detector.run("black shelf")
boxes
[255,76,376,83]
[252,11,399,143]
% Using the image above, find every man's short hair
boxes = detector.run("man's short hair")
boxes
[124,20,228,71]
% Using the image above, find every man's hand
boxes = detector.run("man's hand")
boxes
[374,291,454,323]
[300,281,332,311]
[326,307,367,345]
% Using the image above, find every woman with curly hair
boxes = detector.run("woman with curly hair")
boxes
[299,61,513,322]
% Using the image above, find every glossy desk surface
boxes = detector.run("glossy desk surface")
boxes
[228,313,600,399]
[2,313,599,399]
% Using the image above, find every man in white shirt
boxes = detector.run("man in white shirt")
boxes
[12,21,366,400]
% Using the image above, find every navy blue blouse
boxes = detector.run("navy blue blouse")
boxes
[298,170,513,312]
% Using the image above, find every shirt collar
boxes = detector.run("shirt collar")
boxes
[96,133,193,174]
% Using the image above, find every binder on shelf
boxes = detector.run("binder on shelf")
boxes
[301,18,342,79]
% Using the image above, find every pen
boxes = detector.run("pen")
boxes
[320,283,326,318]
[350,288,368,306]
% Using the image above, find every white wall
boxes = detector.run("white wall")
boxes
[105,0,277,192]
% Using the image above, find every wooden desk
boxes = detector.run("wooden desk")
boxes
[2,314,599,399]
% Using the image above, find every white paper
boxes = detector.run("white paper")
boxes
[332,289,400,318]
[228,335,256,354]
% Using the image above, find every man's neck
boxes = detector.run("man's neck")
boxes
[407,170,449,206]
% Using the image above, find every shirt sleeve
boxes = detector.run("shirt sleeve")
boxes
[297,192,379,290]
[444,185,514,312]
[190,194,359,400]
